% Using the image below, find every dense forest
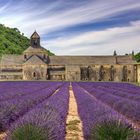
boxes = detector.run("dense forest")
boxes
[0,24,54,57]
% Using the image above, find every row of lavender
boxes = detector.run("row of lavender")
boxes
[0,81,69,140]
[79,82,140,102]
[0,81,57,101]
[6,82,70,140]
[77,82,140,126]
[72,83,134,139]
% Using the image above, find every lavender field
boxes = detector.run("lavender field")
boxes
[0,81,140,140]
[74,82,140,139]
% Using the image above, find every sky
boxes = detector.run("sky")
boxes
[0,0,140,55]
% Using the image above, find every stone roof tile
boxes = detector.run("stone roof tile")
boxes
[23,55,46,65]
[0,55,23,65]
[31,31,40,38]
[23,46,48,53]
[49,55,136,65]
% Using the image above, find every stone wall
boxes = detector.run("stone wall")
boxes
[0,63,137,82]
[64,64,136,82]
[65,66,80,81]
[23,64,47,80]
[137,64,140,83]
[0,58,137,82]
[0,65,23,80]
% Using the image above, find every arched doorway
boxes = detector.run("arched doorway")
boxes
[33,72,36,78]
[33,72,38,80]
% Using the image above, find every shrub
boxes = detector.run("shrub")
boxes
[11,124,48,140]
[89,119,140,140]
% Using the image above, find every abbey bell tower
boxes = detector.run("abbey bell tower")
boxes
[23,31,48,62]
[30,31,40,48]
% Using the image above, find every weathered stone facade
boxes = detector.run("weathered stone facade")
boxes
[0,31,139,82]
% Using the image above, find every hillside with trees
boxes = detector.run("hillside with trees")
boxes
[0,24,54,57]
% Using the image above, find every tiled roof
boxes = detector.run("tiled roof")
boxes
[0,54,136,66]
[0,55,23,65]
[23,55,46,65]
[23,46,48,53]
[31,31,40,38]
[49,55,136,65]
[116,55,136,64]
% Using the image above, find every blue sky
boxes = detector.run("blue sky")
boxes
[0,0,140,55]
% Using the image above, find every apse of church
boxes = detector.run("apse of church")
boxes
[0,31,139,82]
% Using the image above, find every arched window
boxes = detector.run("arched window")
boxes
[110,65,115,81]
[24,54,27,59]
[122,66,127,81]
[99,65,104,81]
[33,72,36,77]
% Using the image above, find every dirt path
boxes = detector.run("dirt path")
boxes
[65,84,84,140]
[0,132,6,140]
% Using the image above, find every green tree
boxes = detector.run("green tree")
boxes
[135,52,140,62]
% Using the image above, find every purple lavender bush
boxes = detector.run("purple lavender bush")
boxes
[72,83,134,139]
[77,82,140,126]
[6,82,69,140]
[0,81,60,101]
[0,82,62,132]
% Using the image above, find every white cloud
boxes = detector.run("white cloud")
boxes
[1,0,140,36]
[41,20,140,55]
[0,0,140,55]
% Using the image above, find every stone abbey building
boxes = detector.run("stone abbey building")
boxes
[0,31,139,82]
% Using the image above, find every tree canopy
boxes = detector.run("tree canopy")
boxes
[134,52,140,62]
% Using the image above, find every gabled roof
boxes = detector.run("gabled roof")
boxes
[23,46,48,54]
[49,55,136,65]
[0,54,23,65]
[116,55,137,64]
[49,56,116,65]
[31,31,40,39]
[23,55,46,65]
